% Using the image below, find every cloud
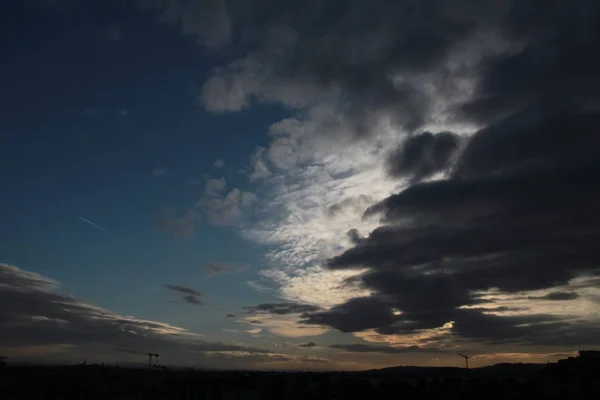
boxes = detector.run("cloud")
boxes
[326,195,374,218]
[305,105,600,346]
[203,262,247,277]
[206,1,499,312]
[528,292,580,301]
[200,0,502,138]
[159,179,257,235]
[298,342,317,348]
[241,135,395,308]
[193,178,257,226]
[330,344,442,354]
[214,159,225,168]
[246,280,275,293]
[164,284,203,305]
[303,297,399,333]
[243,302,320,316]
[204,177,227,196]
[385,131,462,181]
[241,313,327,338]
[202,350,331,366]
[247,147,271,182]
[238,303,328,337]
[194,0,600,353]
[459,2,600,124]
[200,188,256,226]
[181,295,202,305]
[0,264,197,349]
[0,264,336,368]
[163,285,202,297]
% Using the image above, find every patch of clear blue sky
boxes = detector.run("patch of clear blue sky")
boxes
[0,1,290,335]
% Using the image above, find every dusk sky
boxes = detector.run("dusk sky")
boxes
[1,0,599,371]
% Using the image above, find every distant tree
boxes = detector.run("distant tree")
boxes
[0,354,7,368]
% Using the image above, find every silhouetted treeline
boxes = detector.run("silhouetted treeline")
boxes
[0,356,598,399]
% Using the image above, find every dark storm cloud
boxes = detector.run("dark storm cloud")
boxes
[454,106,600,179]
[460,0,600,123]
[346,229,363,245]
[164,285,203,305]
[303,102,600,344]
[304,297,397,333]
[201,0,512,136]
[243,302,320,316]
[386,131,462,181]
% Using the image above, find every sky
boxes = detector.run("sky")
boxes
[1,0,599,371]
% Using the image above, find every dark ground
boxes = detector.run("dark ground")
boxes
[0,356,598,399]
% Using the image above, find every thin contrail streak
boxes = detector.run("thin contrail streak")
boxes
[78,216,109,232]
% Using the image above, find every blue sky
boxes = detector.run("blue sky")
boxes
[1,0,288,351]
[1,0,599,370]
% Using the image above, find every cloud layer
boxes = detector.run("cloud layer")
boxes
[30,0,600,359]
[306,105,600,347]
[198,0,600,352]
[0,264,333,368]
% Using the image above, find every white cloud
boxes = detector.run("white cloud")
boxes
[200,188,253,226]
[204,177,227,196]
[241,313,328,338]
[247,147,271,182]
[214,159,225,168]
[159,178,257,235]
[246,280,275,293]
[237,115,402,308]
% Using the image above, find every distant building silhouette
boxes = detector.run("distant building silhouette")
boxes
[578,350,600,359]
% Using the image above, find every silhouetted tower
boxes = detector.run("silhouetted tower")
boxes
[115,348,159,368]
[458,353,469,369]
